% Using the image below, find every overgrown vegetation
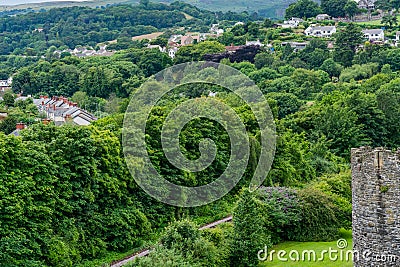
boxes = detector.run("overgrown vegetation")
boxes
[2,0,400,266]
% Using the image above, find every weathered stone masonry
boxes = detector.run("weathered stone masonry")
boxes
[352,147,400,267]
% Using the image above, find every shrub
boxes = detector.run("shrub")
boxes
[285,187,341,241]
[258,187,301,243]
[230,190,272,267]
[309,171,352,229]
[160,219,222,266]
[339,63,379,82]
[129,247,200,267]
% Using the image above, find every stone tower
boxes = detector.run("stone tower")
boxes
[351,147,400,266]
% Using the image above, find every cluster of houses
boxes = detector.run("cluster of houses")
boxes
[280,15,390,46]
[279,14,331,29]
[54,44,115,58]
[12,95,96,126]
[9,95,97,136]
[355,0,376,10]
[33,96,96,126]
[146,24,226,58]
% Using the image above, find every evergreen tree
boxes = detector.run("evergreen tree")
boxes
[230,190,272,267]
[333,23,363,67]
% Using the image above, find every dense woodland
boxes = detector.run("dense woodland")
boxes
[1,1,400,266]
[0,1,256,56]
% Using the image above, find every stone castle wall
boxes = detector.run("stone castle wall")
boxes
[352,147,400,266]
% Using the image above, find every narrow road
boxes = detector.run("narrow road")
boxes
[110,215,233,267]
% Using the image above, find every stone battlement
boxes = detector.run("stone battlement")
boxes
[351,147,400,267]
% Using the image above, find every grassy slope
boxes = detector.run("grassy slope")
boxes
[259,229,353,267]
[355,14,400,26]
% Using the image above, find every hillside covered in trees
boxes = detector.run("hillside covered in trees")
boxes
[0,1,256,56]
[2,0,400,266]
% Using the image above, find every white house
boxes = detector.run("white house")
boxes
[362,29,384,41]
[210,24,224,36]
[316,14,331,20]
[304,26,336,37]
[356,0,376,10]
[147,44,166,52]
[0,77,12,91]
[282,17,304,28]
[246,40,264,46]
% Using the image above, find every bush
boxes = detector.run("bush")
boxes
[160,219,223,266]
[309,171,352,229]
[285,187,341,241]
[129,247,200,267]
[339,63,379,82]
[258,187,301,243]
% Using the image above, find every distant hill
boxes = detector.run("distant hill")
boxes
[161,0,295,18]
[0,0,294,18]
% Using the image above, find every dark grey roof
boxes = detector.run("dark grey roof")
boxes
[310,26,336,31]
[362,29,383,34]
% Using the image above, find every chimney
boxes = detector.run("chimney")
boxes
[42,118,51,125]
[16,122,26,130]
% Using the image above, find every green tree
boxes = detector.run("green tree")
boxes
[3,91,15,107]
[321,0,347,17]
[174,41,225,64]
[375,0,392,11]
[344,0,360,19]
[285,0,322,19]
[381,14,398,28]
[230,190,272,267]
[391,0,400,12]
[333,23,363,67]
[320,58,343,77]
[254,53,275,69]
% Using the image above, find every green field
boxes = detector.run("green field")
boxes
[355,14,400,26]
[259,230,353,267]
